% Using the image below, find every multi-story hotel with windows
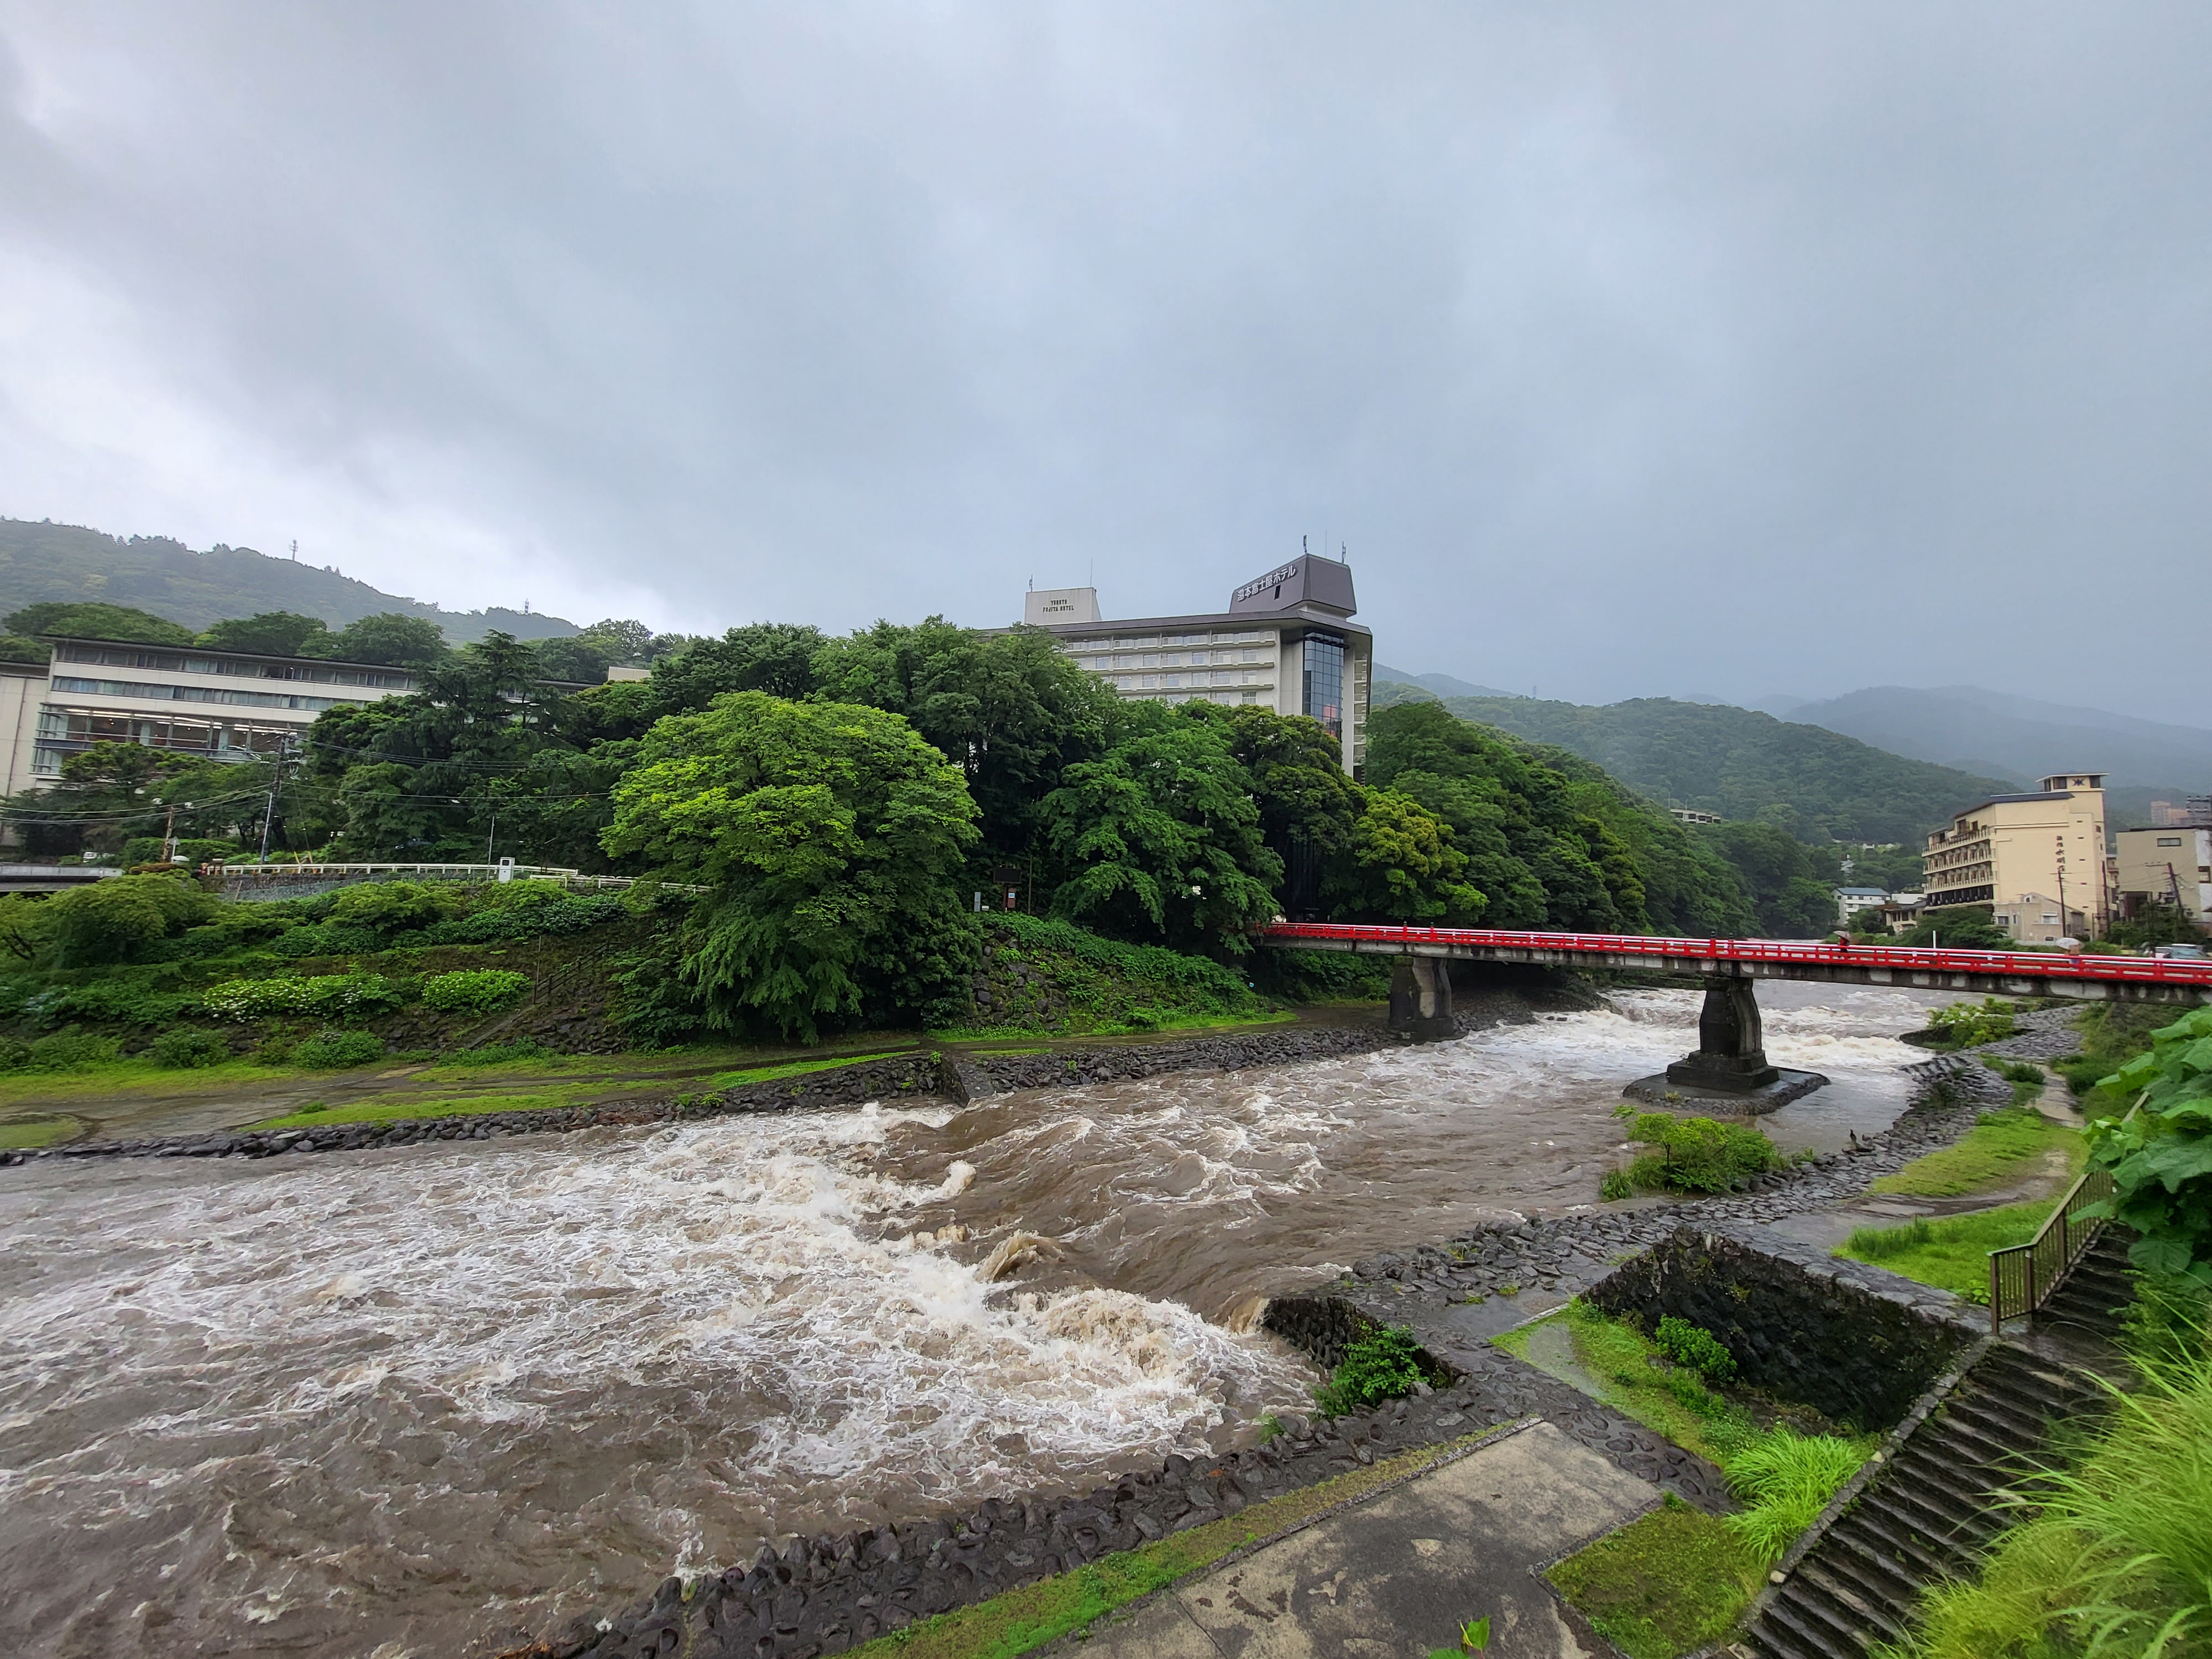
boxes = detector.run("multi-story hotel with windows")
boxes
[0,635,426,795]
[1020,552,1374,775]
[1922,772,2112,938]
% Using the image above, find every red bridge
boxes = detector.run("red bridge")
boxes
[1256,922,2209,1089]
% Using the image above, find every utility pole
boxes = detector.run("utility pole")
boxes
[486,801,497,865]
[2055,834,2068,940]
[162,801,177,864]
[257,742,291,864]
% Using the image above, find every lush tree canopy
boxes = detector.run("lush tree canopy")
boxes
[1367,702,1754,934]
[602,691,981,1039]
[1038,702,1282,953]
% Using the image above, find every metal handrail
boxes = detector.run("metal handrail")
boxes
[1986,1091,2146,1334]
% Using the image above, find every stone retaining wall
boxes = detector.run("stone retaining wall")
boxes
[1587,1227,1975,1429]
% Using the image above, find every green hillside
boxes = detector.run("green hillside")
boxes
[0,518,579,643]
[1408,693,2017,845]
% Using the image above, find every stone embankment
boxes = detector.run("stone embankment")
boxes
[517,1054,2012,1659]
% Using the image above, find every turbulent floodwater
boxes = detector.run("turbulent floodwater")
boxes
[0,984,1947,1657]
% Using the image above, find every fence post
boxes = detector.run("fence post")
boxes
[1989,1256,2002,1337]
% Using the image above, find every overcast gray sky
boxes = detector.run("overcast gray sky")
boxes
[2,4,2205,714]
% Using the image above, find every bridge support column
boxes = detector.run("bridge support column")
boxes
[1388,956,1455,1042]
[1667,976,1781,1093]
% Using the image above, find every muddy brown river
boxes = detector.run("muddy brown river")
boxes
[0,985,1952,1656]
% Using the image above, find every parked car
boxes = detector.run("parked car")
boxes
[2150,941,2206,959]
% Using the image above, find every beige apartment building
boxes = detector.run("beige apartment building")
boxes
[1922,772,2111,938]
[2115,824,2211,926]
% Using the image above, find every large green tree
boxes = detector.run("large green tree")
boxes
[601,691,980,1039]
[304,631,581,859]
[1322,789,1486,924]
[1185,706,1365,917]
[1037,703,1282,953]
[813,620,1119,863]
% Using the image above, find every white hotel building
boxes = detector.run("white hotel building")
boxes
[1020,552,1375,775]
[0,637,424,796]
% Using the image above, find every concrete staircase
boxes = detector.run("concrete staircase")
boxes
[1736,1233,2132,1659]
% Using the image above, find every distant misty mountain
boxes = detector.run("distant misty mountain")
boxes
[0,518,581,643]
[1415,693,2016,846]
[1373,664,1517,700]
[1785,685,2212,793]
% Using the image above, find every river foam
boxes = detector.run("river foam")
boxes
[0,1105,1308,1657]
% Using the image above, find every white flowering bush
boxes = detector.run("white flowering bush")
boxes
[200,973,403,1021]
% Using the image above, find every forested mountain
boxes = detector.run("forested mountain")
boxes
[0,518,580,644]
[1782,684,2212,794]
[1373,665,1516,700]
[1397,693,2015,845]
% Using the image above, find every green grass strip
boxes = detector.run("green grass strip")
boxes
[247,1087,601,1130]
[0,1116,82,1150]
[1547,1495,1761,1659]
[846,1430,1500,1659]
[1870,1108,2083,1198]
[1832,1201,2050,1302]
[705,1053,908,1091]
[1495,1301,1755,1467]
[926,1009,1295,1042]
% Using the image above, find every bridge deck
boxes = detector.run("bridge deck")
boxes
[1258,923,2211,1004]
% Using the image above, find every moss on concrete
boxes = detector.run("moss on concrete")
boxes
[1546,1494,1760,1659]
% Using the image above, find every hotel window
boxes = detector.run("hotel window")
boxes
[1301,632,1345,740]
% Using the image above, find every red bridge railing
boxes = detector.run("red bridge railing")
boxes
[1256,922,2212,990]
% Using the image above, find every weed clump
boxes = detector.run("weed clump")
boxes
[1616,1109,1781,1193]
[1924,997,2018,1047]
[1721,1427,1867,1562]
[1655,1316,1737,1381]
[290,1029,385,1070]
[421,968,531,1015]
[1313,1325,1431,1418]
[149,1028,231,1069]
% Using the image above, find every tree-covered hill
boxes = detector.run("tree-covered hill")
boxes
[0,518,580,644]
[1412,693,2018,845]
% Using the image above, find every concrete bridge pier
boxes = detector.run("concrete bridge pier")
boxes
[1387,956,1456,1043]
[1666,975,1781,1093]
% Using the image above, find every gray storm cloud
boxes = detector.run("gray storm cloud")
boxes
[0,3,2205,713]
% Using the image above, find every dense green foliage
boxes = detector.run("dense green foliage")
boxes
[1417,693,2016,845]
[1722,1428,1869,1563]
[1924,997,2019,1046]
[2084,1005,2212,1289]
[602,692,982,1040]
[954,913,1269,1036]
[1619,1109,1783,1192]
[1885,1316,2212,1659]
[42,872,217,966]
[1695,817,1846,937]
[420,968,531,1014]
[1547,1495,1759,1659]
[1366,703,1753,935]
[1312,1325,1434,1418]
[0,575,1795,1037]
[1655,1316,1738,1381]
[4,599,193,645]
[1903,904,2010,949]
[1836,1204,2050,1303]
